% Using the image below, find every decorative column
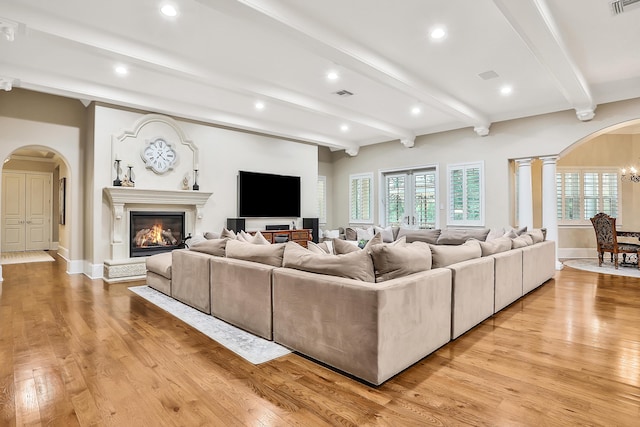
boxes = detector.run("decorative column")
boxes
[541,156,563,270]
[516,158,534,230]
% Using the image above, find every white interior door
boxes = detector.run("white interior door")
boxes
[1,172,51,252]
[2,172,26,252]
[25,173,51,250]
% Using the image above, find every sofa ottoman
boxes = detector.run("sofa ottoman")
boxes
[146,251,173,295]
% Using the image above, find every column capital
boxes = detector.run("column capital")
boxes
[515,158,533,166]
[540,156,559,165]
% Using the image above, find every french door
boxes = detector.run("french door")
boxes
[2,172,52,252]
[383,168,437,228]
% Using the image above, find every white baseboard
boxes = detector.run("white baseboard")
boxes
[50,241,59,251]
[57,245,70,260]
[83,261,103,279]
[66,259,84,275]
[558,248,597,259]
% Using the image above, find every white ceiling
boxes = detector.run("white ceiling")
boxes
[1,0,640,155]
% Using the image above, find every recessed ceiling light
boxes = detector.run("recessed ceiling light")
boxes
[430,27,446,40]
[255,101,265,110]
[500,85,513,96]
[327,71,339,81]
[411,106,422,115]
[115,65,128,76]
[161,4,178,17]
[340,124,349,132]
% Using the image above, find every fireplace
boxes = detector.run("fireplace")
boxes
[130,211,185,257]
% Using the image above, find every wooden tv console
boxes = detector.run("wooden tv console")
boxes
[252,229,312,247]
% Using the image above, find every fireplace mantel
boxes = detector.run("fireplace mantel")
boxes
[104,187,212,220]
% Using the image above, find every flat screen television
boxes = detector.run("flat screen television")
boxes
[238,170,301,217]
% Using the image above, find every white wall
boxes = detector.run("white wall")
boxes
[90,105,318,270]
[331,98,640,231]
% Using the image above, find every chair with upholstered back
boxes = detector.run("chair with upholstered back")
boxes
[590,212,640,269]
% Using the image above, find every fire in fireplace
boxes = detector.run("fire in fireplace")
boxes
[130,211,185,257]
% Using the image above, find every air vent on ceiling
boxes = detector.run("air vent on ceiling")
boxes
[478,70,499,80]
[334,89,354,97]
[611,0,640,14]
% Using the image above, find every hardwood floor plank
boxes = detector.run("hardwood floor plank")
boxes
[1,256,640,426]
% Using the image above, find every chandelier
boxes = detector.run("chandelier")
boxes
[621,166,640,182]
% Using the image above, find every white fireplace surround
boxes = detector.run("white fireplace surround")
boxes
[103,187,212,282]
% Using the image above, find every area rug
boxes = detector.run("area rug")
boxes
[563,258,640,278]
[0,250,55,265]
[129,285,291,364]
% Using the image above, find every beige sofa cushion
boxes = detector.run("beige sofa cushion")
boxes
[511,234,534,249]
[146,251,173,279]
[527,228,545,244]
[189,238,228,257]
[479,236,512,256]
[237,230,271,244]
[429,239,482,268]
[333,232,383,254]
[220,228,237,239]
[204,231,220,239]
[396,228,441,244]
[436,228,490,245]
[283,241,375,282]
[369,241,432,282]
[225,239,285,267]
[307,241,331,254]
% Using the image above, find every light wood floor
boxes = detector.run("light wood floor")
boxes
[1,254,639,426]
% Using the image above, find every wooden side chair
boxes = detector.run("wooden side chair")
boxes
[590,212,640,269]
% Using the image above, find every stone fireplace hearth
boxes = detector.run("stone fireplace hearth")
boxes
[103,187,212,282]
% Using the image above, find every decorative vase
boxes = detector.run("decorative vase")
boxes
[192,169,199,191]
[113,159,122,186]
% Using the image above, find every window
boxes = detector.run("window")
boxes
[349,173,373,223]
[557,168,619,224]
[382,168,437,228]
[317,175,327,224]
[447,161,484,226]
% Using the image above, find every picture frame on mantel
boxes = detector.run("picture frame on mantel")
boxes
[59,177,66,225]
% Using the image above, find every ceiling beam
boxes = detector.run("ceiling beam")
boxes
[200,0,492,136]
[492,0,596,121]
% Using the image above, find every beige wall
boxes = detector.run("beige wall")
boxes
[0,89,85,277]
[557,133,640,254]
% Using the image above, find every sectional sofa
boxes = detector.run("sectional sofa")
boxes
[145,227,556,385]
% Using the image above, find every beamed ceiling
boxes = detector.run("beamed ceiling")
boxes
[1,0,640,155]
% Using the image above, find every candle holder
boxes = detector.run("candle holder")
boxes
[128,165,134,184]
[192,169,200,191]
[113,159,122,186]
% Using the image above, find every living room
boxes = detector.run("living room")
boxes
[2,1,640,424]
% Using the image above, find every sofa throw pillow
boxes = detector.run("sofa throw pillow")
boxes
[479,236,512,256]
[511,234,534,249]
[283,241,375,282]
[238,230,271,245]
[307,241,331,254]
[225,239,285,267]
[356,227,375,241]
[503,229,518,239]
[527,228,545,244]
[436,228,491,245]
[204,231,220,240]
[429,239,482,268]
[189,238,228,257]
[369,241,432,282]
[396,228,441,244]
[332,238,361,254]
[220,228,237,239]
[374,226,394,243]
[485,227,505,241]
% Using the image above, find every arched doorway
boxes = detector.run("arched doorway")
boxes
[1,146,71,276]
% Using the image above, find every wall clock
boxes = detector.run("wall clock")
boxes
[141,138,177,174]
